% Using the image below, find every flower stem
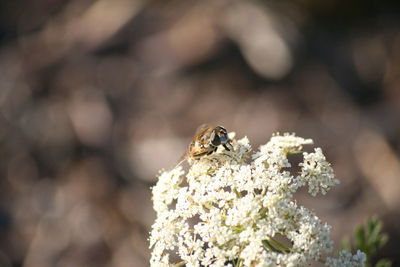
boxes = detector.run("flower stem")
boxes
[173,260,187,267]
[233,188,242,198]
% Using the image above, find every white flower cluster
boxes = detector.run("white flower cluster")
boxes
[326,250,366,267]
[149,133,365,267]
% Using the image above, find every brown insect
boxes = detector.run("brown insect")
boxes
[177,124,233,166]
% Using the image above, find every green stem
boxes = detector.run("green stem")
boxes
[233,188,242,198]
[261,187,267,196]
[173,260,187,267]
[236,258,243,267]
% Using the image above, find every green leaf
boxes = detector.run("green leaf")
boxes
[355,225,367,254]
[233,225,244,234]
[367,219,382,248]
[262,239,281,253]
[341,217,391,267]
[369,220,381,238]
[377,234,388,249]
[268,236,292,253]
[259,207,268,219]
[375,258,392,267]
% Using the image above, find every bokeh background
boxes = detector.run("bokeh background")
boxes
[1,0,400,266]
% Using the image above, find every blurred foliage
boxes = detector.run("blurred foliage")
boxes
[341,217,392,267]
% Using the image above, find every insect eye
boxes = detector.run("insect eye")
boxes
[211,131,221,146]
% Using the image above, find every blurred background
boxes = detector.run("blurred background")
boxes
[1,0,400,266]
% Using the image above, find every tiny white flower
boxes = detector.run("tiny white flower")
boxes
[298,148,340,196]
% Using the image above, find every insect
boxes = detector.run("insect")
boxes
[178,124,233,165]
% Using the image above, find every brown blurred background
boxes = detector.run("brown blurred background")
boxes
[0,0,400,266]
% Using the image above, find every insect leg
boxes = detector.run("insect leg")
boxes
[206,149,215,155]
[223,141,233,151]
[194,151,212,159]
